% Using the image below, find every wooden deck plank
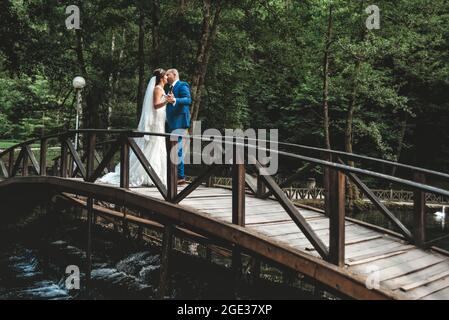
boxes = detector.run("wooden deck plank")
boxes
[408,276,449,299]
[346,250,409,267]
[253,221,359,239]
[208,207,320,219]
[203,209,295,224]
[382,260,449,291]
[347,244,415,263]
[350,249,431,274]
[377,254,447,282]
[118,185,449,299]
[401,269,449,292]
[269,225,376,242]
[420,285,449,300]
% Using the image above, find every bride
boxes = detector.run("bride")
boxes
[98,68,168,187]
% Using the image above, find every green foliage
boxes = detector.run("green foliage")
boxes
[0,0,448,172]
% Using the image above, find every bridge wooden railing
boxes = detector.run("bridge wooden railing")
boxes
[196,177,449,204]
[2,129,449,268]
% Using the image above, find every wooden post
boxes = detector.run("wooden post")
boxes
[8,149,14,177]
[0,159,8,178]
[60,138,68,178]
[22,147,29,176]
[323,153,332,217]
[67,154,74,178]
[256,170,267,198]
[232,137,245,298]
[156,136,178,298]
[120,136,129,189]
[328,168,345,267]
[413,172,426,246]
[106,144,116,172]
[52,160,58,177]
[158,224,173,299]
[205,176,214,187]
[85,133,96,293]
[205,149,215,188]
[232,140,245,226]
[86,133,96,181]
[249,257,261,287]
[40,139,47,176]
[86,197,94,292]
[232,245,243,298]
[166,137,178,202]
[121,206,129,239]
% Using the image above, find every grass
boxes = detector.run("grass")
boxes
[0,140,40,149]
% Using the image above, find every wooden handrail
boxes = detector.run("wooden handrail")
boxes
[1,129,449,196]
[174,164,220,203]
[338,157,413,241]
[253,159,329,259]
[128,137,168,199]
[3,129,449,263]
[88,139,121,182]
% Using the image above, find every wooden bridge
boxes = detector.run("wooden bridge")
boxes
[1,129,449,300]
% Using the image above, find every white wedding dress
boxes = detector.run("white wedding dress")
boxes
[98,77,167,187]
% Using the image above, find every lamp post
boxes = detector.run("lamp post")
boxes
[72,76,86,150]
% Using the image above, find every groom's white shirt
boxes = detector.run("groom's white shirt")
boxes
[171,79,179,106]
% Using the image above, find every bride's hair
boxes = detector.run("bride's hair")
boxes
[153,68,166,84]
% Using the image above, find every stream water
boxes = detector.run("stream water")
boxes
[4,201,445,300]
[349,206,449,250]
[0,204,328,300]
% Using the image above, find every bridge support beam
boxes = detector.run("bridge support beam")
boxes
[232,246,243,298]
[166,138,178,202]
[328,169,346,267]
[323,153,332,217]
[8,149,14,177]
[86,197,94,293]
[22,147,29,177]
[232,150,245,226]
[60,137,68,178]
[232,139,246,297]
[158,224,173,299]
[85,134,96,293]
[119,135,129,189]
[256,170,267,198]
[413,172,426,246]
[40,139,47,176]
[249,257,261,287]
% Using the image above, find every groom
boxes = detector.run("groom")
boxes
[165,69,191,185]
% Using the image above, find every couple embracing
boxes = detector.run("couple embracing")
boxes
[99,68,190,187]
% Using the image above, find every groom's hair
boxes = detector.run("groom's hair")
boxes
[167,68,179,79]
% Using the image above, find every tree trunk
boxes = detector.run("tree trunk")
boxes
[136,6,146,122]
[107,32,116,130]
[322,3,333,218]
[190,0,222,131]
[151,0,161,66]
[345,1,366,208]
[345,58,362,207]
[114,29,126,95]
[75,29,87,77]
[75,29,100,130]
[322,3,332,150]
[391,116,407,177]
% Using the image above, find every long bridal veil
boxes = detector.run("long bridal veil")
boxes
[138,77,156,141]
[98,76,167,187]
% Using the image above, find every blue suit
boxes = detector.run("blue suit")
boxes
[166,80,192,179]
